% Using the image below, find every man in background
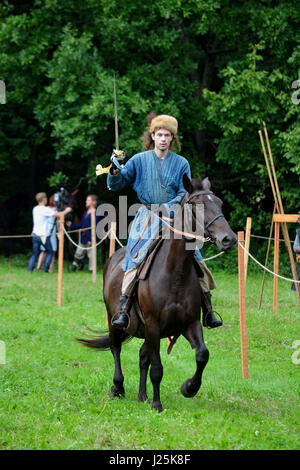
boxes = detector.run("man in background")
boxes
[67,194,101,272]
[36,195,57,273]
[28,192,70,272]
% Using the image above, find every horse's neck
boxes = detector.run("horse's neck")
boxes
[160,235,194,302]
[164,204,196,276]
[166,236,194,269]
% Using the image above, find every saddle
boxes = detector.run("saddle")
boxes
[127,237,204,354]
[136,236,204,280]
[136,237,164,280]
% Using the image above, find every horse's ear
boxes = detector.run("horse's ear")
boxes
[182,173,193,194]
[202,177,211,191]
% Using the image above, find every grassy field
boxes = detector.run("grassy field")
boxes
[0,254,299,450]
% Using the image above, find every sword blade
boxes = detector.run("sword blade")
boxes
[114,76,119,151]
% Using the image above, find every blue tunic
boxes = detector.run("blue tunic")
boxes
[107,150,202,270]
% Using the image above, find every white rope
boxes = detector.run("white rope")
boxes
[113,233,124,247]
[251,233,295,243]
[238,241,300,283]
[0,226,91,239]
[0,234,33,238]
[60,223,111,250]
[203,251,225,261]
[67,226,92,234]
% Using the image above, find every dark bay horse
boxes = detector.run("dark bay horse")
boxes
[78,175,237,412]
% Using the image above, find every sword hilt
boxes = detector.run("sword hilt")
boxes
[95,149,126,176]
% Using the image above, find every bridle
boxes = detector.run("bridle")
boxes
[186,189,225,232]
[130,189,225,259]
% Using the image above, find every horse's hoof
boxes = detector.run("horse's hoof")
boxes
[180,379,199,398]
[138,393,149,403]
[152,401,163,413]
[110,385,125,398]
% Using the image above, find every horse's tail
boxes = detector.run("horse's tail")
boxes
[75,329,131,350]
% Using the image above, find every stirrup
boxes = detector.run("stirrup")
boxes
[203,310,223,329]
[111,312,130,329]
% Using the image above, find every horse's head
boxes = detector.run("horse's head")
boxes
[183,174,237,251]
[52,188,86,222]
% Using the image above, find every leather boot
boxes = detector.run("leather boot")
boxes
[112,295,130,329]
[202,292,223,328]
[72,258,84,272]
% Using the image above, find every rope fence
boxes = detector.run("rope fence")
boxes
[238,241,300,283]
[0,231,296,243]
[0,226,93,239]
[0,226,297,283]
[1,217,299,381]
[202,251,225,261]
[60,221,111,250]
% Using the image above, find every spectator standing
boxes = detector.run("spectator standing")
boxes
[36,195,58,273]
[68,195,101,272]
[28,192,56,272]
[28,192,71,273]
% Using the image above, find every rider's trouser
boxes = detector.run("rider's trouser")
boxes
[120,259,217,297]
[198,260,217,291]
[121,267,139,296]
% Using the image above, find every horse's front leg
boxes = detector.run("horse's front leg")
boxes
[138,340,150,403]
[145,324,163,412]
[181,321,209,398]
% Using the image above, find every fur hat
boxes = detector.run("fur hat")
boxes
[149,114,178,135]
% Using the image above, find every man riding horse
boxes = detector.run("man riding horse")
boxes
[107,113,222,330]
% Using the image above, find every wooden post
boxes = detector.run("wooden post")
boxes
[244,217,252,281]
[109,221,116,258]
[262,123,300,307]
[238,231,249,379]
[258,130,279,209]
[91,209,97,283]
[273,221,280,314]
[57,214,65,307]
[258,203,277,309]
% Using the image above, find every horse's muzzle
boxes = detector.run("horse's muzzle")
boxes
[215,233,237,251]
[222,233,238,250]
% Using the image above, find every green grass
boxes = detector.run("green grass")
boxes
[0,254,299,450]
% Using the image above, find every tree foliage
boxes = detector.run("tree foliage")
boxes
[0,0,299,241]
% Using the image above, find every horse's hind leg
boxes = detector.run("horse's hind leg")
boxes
[110,330,125,398]
[145,326,163,412]
[181,321,209,398]
[138,341,150,403]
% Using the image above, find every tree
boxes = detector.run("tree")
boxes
[0,0,299,248]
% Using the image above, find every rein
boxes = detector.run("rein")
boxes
[129,189,224,259]
[129,212,153,259]
[157,215,210,242]
[129,212,210,260]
